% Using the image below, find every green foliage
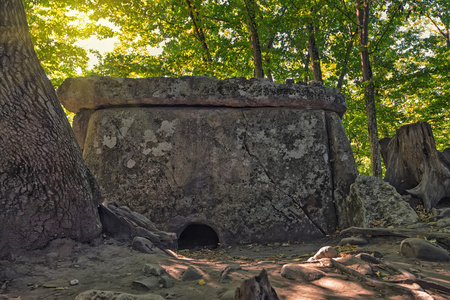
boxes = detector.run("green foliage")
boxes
[24,0,449,174]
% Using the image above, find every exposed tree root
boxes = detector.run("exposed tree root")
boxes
[340,226,450,249]
[330,259,433,300]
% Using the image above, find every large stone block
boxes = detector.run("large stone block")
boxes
[58,76,357,245]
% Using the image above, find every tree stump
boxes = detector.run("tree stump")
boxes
[380,122,450,210]
[235,269,279,300]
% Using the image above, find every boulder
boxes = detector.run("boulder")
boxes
[343,175,419,228]
[400,238,450,262]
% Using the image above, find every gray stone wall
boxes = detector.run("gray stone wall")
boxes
[58,76,357,245]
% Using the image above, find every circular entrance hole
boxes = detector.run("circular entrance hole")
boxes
[178,224,220,250]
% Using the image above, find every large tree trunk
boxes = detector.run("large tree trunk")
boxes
[0,0,101,257]
[356,0,382,178]
[380,122,450,210]
[244,0,264,78]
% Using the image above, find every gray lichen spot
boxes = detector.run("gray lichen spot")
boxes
[127,159,136,168]
[103,136,117,148]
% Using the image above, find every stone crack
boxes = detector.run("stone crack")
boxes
[240,110,327,235]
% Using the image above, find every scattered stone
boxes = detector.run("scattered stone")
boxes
[281,264,326,281]
[309,246,338,260]
[132,237,161,254]
[343,175,419,227]
[400,238,450,261]
[227,263,242,271]
[165,292,176,299]
[235,269,279,300]
[75,290,165,300]
[70,279,79,286]
[142,264,166,276]
[159,275,173,288]
[133,276,160,290]
[181,266,203,281]
[338,237,368,246]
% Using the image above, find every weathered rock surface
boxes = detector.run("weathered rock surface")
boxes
[343,175,419,228]
[58,76,347,115]
[58,76,358,246]
[400,238,450,262]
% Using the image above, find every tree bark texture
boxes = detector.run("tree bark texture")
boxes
[0,0,101,257]
[235,269,279,300]
[380,122,450,210]
[244,0,264,78]
[356,0,382,178]
[307,22,323,82]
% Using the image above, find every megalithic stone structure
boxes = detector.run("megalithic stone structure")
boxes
[57,76,358,246]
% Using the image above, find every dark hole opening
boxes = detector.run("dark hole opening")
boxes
[178,224,219,250]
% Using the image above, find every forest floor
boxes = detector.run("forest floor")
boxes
[1,232,450,300]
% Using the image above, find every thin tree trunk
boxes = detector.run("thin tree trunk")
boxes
[356,0,382,177]
[303,52,310,82]
[337,26,357,89]
[0,0,101,257]
[186,0,213,73]
[307,22,323,82]
[244,0,264,78]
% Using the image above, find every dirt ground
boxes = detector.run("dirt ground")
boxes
[1,233,450,300]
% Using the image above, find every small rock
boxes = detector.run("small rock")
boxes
[181,266,203,281]
[281,264,326,281]
[339,237,368,246]
[142,264,166,276]
[165,292,177,299]
[70,279,79,286]
[132,237,157,254]
[309,246,338,260]
[133,276,160,290]
[400,238,450,261]
[227,263,242,271]
[159,275,173,288]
